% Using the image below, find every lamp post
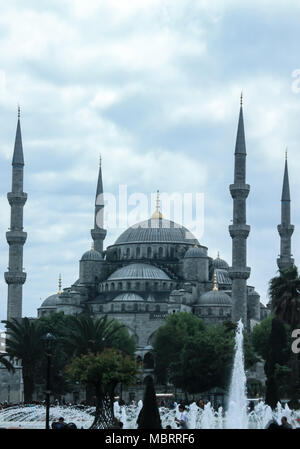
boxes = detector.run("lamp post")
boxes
[42,333,56,430]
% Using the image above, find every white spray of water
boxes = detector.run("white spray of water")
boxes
[225,319,248,429]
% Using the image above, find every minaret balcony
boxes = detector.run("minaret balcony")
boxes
[229,224,250,239]
[7,192,27,206]
[277,224,294,238]
[6,231,27,245]
[91,228,107,240]
[228,267,251,280]
[229,184,250,199]
[4,271,27,285]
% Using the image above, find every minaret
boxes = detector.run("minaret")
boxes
[4,107,27,320]
[228,94,251,325]
[277,152,294,270]
[91,155,107,254]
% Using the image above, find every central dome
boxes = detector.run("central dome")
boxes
[114,218,199,245]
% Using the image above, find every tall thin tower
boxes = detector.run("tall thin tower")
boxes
[228,95,251,325]
[91,156,107,254]
[277,152,294,270]
[4,107,27,320]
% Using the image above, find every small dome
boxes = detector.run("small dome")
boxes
[108,263,170,281]
[40,294,59,308]
[212,254,229,270]
[248,289,260,297]
[184,246,207,258]
[198,290,232,306]
[81,249,103,261]
[113,293,144,302]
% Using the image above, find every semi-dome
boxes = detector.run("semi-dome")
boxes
[114,217,199,245]
[113,293,144,302]
[184,246,207,258]
[108,263,170,281]
[81,249,103,261]
[212,253,229,270]
[40,294,59,308]
[198,290,232,306]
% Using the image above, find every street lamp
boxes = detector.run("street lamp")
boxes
[42,333,56,430]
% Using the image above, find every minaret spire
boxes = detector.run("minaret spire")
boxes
[91,155,107,254]
[228,96,251,326]
[277,152,294,270]
[4,107,27,320]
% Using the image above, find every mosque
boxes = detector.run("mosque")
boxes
[5,98,294,363]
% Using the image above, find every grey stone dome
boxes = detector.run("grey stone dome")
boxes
[81,249,102,261]
[212,256,229,270]
[198,289,232,306]
[184,246,206,258]
[113,293,144,302]
[114,218,199,245]
[40,294,59,308]
[108,263,170,281]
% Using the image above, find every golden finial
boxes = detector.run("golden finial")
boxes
[18,104,20,119]
[91,241,95,251]
[240,91,243,106]
[99,153,102,167]
[194,242,198,248]
[58,274,62,295]
[217,251,220,259]
[151,189,163,219]
[213,273,218,291]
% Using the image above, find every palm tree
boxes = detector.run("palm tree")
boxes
[269,265,300,408]
[0,353,14,373]
[3,317,44,403]
[61,314,135,405]
[61,314,129,357]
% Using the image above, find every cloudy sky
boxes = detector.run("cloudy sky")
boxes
[0,0,300,320]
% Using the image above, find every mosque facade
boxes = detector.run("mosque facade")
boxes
[6,99,294,362]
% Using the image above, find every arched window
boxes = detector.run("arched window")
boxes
[105,284,109,292]
[219,308,224,316]
[111,303,114,312]
[147,247,152,258]
[208,307,212,316]
[118,282,122,290]
[126,248,130,259]
[170,247,174,258]
[158,247,163,258]
[111,283,115,291]
[127,281,131,290]
[136,247,140,258]
[136,282,140,290]
[121,303,125,312]
[134,303,138,312]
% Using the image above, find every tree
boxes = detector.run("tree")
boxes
[4,317,44,403]
[62,314,135,357]
[269,265,300,408]
[65,348,139,428]
[153,312,206,384]
[61,313,136,404]
[137,376,162,429]
[170,323,235,394]
[264,317,289,408]
[0,354,14,373]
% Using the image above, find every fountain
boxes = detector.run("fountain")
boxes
[0,321,299,429]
